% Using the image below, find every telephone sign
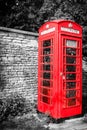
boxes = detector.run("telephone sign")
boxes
[61,26,80,34]
[38,20,82,119]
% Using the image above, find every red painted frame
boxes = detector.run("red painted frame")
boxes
[38,20,82,119]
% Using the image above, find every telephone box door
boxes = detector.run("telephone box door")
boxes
[60,35,82,117]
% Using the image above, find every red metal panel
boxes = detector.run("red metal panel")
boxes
[38,20,82,119]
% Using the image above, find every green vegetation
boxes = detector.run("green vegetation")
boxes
[0,93,26,123]
[0,0,87,48]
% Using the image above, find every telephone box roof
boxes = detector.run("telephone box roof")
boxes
[39,19,82,29]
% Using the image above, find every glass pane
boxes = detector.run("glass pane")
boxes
[43,40,51,47]
[68,98,76,106]
[42,96,50,104]
[43,72,50,79]
[66,82,76,89]
[66,57,76,64]
[42,88,50,95]
[66,65,76,72]
[43,64,50,71]
[66,90,76,98]
[66,73,76,80]
[43,80,50,87]
[43,48,51,55]
[43,56,50,63]
[66,48,76,55]
[66,40,77,48]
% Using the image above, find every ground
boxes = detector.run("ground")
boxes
[0,111,87,130]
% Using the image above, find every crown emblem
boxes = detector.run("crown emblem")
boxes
[68,23,73,28]
[46,24,49,28]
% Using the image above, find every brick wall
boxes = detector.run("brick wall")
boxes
[0,27,38,104]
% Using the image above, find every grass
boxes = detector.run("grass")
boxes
[0,113,49,130]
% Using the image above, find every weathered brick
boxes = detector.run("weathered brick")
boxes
[0,27,38,107]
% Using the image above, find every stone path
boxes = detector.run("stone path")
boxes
[48,117,87,130]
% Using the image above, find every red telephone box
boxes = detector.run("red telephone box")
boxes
[38,20,82,119]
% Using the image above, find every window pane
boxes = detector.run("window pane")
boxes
[43,48,51,55]
[42,96,50,104]
[66,48,76,55]
[43,40,51,47]
[42,88,50,95]
[66,74,76,80]
[43,56,50,63]
[66,90,76,98]
[66,40,77,48]
[66,82,76,89]
[43,72,51,79]
[68,99,76,106]
[43,80,50,87]
[66,57,76,64]
[66,65,76,72]
[43,64,50,71]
